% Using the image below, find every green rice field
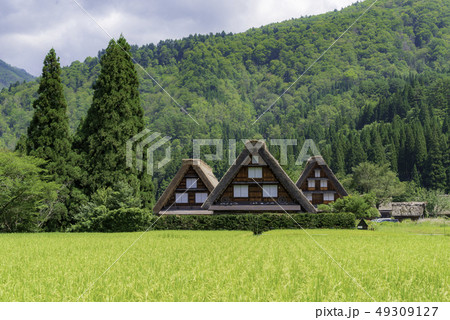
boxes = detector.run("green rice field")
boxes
[0,219,448,302]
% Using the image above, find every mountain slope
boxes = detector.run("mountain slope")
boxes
[0,59,35,89]
[0,0,449,191]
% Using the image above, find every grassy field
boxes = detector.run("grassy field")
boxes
[0,219,448,302]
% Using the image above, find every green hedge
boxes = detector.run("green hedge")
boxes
[69,207,153,233]
[70,210,355,232]
[151,212,356,231]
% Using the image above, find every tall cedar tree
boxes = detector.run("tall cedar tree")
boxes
[76,36,152,205]
[26,48,72,181]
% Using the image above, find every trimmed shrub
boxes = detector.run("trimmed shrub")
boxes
[69,207,153,232]
[69,211,355,232]
[151,212,355,231]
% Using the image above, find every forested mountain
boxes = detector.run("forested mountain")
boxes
[0,59,35,89]
[1,0,449,195]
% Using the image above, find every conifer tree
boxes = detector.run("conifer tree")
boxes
[412,164,421,186]
[76,36,152,203]
[330,130,345,174]
[424,131,447,190]
[445,135,450,192]
[368,129,385,165]
[26,48,72,181]
[443,114,449,134]
[24,49,75,230]
[404,126,416,178]
[387,137,398,173]
[346,132,366,173]
[413,121,427,170]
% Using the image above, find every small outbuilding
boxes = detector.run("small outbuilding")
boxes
[391,202,426,220]
[379,202,427,220]
[357,219,369,230]
[378,203,392,218]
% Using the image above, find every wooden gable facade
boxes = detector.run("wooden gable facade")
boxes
[153,159,218,215]
[296,156,348,207]
[202,140,316,213]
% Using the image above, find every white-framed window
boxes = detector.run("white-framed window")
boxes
[251,155,259,164]
[324,193,334,201]
[315,169,321,177]
[233,185,248,198]
[248,167,262,178]
[306,193,313,201]
[186,178,197,189]
[195,192,208,203]
[175,193,188,203]
[262,185,278,198]
[320,180,328,188]
[308,180,315,188]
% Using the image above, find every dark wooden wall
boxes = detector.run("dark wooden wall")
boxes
[299,164,342,206]
[218,165,295,204]
[164,166,210,209]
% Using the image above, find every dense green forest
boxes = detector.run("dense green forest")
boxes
[1,0,449,200]
[0,59,35,90]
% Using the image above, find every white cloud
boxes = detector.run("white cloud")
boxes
[0,0,356,76]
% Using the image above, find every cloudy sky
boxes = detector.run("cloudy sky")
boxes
[0,0,356,76]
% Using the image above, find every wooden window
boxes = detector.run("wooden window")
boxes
[315,169,321,177]
[324,192,334,201]
[308,180,315,188]
[262,185,278,198]
[195,192,208,203]
[175,193,188,203]
[320,180,328,188]
[251,155,259,164]
[186,178,197,189]
[233,185,248,197]
[248,167,262,178]
[306,193,313,201]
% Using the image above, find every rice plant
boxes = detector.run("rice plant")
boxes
[0,221,448,301]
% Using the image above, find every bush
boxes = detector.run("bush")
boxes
[68,207,153,232]
[69,212,355,232]
[151,212,356,231]
[319,194,380,219]
[0,151,61,233]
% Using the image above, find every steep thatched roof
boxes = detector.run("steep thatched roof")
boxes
[153,159,219,214]
[391,202,426,217]
[202,140,316,213]
[296,156,348,197]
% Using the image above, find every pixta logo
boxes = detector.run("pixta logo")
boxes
[126,132,321,176]
[193,138,321,165]
[126,129,171,175]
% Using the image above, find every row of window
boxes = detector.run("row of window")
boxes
[177,190,335,203]
[178,167,329,204]
[233,184,278,198]
[175,192,208,204]
[185,167,264,190]
[305,193,335,201]
[175,184,279,204]
[308,179,328,188]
